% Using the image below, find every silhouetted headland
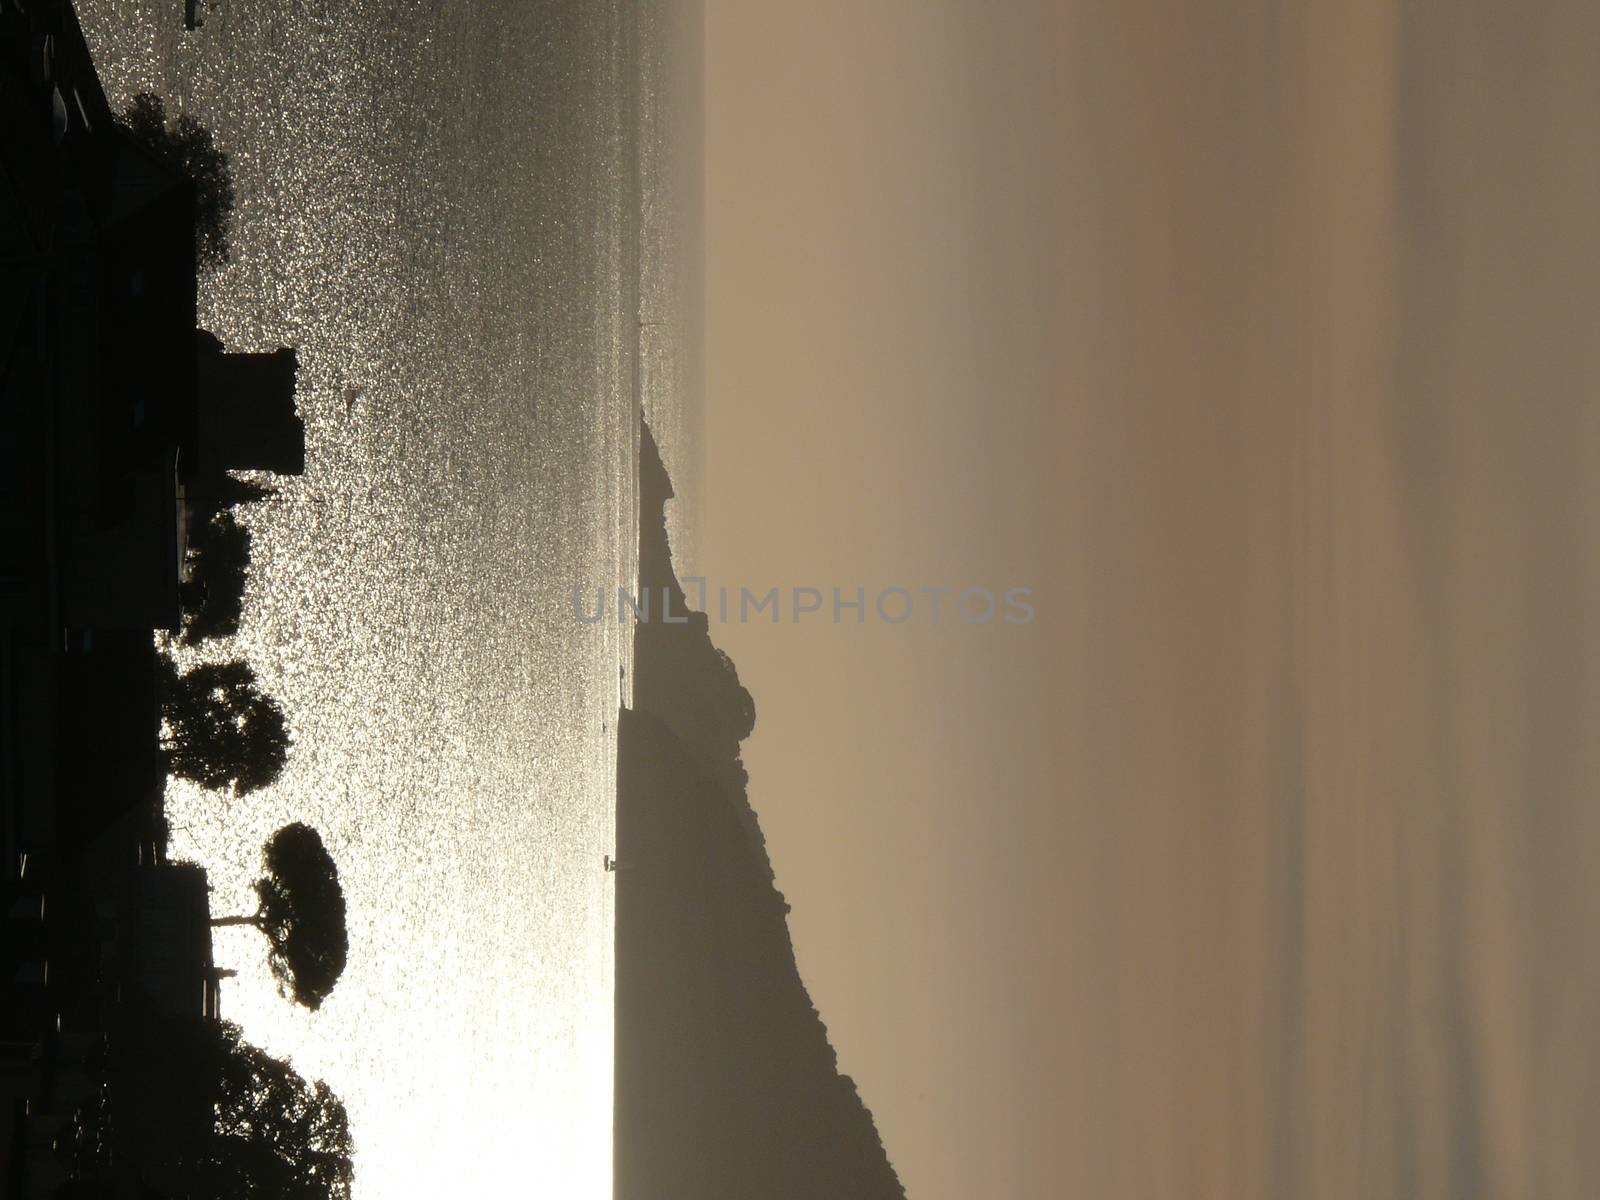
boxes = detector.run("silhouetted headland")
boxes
[614,422,905,1199]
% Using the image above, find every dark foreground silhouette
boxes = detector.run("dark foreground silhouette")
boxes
[614,424,905,1200]
[112,1016,352,1200]
[1,14,342,1191]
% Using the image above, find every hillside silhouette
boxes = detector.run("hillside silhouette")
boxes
[614,423,905,1200]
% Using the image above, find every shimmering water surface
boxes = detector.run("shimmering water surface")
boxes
[77,3,697,1194]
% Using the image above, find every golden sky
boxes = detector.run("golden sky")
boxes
[702,2,1600,1195]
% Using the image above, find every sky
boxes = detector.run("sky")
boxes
[701,3,1600,1198]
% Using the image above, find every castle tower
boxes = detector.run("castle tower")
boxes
[193,329,305,477]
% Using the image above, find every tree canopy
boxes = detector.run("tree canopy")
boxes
[119,92,236,270]
[128,1018,353,1200]
[215,823,350,1010]
[160,657,290,794]
[180,510,252,644]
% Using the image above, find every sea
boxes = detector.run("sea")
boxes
[76,2,701,1195]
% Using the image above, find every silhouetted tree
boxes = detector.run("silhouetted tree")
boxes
[159,657,290,794]
[130,1018,353,1200]
[213,823,349,1010]
[118,92,236,269]
[180,510,251,644]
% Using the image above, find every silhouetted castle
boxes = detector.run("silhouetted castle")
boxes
[193,333,304,476]
[185,330,304,526]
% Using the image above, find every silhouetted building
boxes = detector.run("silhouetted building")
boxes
[193,332,304,476]
[114,862,228,1022]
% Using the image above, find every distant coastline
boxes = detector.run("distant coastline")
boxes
[612,420,905,1200]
